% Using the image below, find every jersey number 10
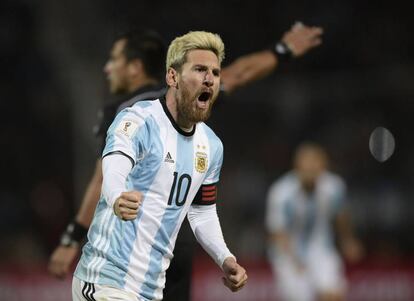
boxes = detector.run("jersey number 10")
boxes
[167,172,192,206]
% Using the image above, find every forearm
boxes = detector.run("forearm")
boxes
[221,50,277,93]
[75,159,103,227]
[102,153,133,208]
[221,22,323,94]
[269,231,299,263]
[188,204,234,267]
[335,210,364,262]
[336,210,357,242]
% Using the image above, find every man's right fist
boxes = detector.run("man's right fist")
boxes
[113,191,142,220]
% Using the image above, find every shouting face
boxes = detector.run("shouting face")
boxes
[173,49,221,127]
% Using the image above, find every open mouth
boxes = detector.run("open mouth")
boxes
[198,91,211,102]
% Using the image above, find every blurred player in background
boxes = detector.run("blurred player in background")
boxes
[266,143,363,301]
[49,23,323,300]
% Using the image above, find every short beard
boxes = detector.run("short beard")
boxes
[176,85,215,127]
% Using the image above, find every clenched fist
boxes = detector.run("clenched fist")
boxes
[113,191,142,220]
[222,257,248,292]
[48,245,79,279]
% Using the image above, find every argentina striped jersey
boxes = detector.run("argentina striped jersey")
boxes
[74,97,223,301]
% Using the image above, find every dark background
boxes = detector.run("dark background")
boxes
[1,0,413,267]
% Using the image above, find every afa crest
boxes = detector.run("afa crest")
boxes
[195,152,208,173]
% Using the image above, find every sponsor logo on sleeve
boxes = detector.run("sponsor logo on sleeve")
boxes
[116,120,139,137]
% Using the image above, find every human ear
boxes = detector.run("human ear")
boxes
[166,67,178,88]
[127,59,143,77]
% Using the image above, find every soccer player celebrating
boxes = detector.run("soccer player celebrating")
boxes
[49,23,323,301]
[266,143,363,301]
[72,31,248,301]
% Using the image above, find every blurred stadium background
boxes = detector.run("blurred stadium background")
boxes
[1,0,414,300]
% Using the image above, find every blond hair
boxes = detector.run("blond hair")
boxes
[166,31,225,70]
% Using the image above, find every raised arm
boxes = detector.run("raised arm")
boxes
[221,22,323,93]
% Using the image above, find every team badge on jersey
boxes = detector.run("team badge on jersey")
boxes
[116,120,138,138]
[195,151,208,173]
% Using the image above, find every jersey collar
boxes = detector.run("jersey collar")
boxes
[160,95,196,137]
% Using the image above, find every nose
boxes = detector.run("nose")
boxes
[203,71,214,87]
[104,61,111,74]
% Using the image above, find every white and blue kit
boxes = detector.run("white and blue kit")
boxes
[266,171,347,301]
[74,97,232,301]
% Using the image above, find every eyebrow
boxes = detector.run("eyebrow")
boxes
[193,64,221,72]
[193,64,207,69]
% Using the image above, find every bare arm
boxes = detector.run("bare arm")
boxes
[48,158,103,279]
[75,158,103,227]
[221,50,277,93]
[335,209,364,263]
[221,22,323,93]
[269,231,291,255]
[269,230,304,271]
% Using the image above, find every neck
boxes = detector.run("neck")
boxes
[165,88,194,132]
[127,77,158,93]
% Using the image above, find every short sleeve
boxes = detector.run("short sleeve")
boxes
[102,107,149,165]
[265,183,288,233]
